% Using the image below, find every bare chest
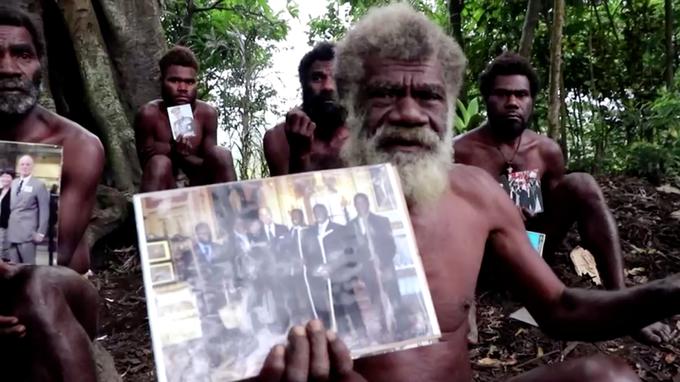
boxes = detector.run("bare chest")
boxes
[409,199,487,334]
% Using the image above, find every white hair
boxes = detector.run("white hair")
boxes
[336,3,466,205]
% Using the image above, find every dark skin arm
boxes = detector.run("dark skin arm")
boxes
[134,104,172,164]
[285,107,316,174]
[264,124,290,176]
[484,172,679,341]
[59,132,105,269]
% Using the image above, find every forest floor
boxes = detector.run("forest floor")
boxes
[92,175,680,382]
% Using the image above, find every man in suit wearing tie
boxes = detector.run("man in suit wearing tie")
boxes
[0,169,13,259]
[7,155,49,264]
[349,192,400,333]
[252,207,288,247]
[302,204,366,337]
[182,222,232,367]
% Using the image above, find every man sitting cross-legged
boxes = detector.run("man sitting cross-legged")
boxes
[257,4,679,382]
[454,52,671,344]
[135,45,237,191]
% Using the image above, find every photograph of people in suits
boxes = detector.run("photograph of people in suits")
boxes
[501,169,544,215]
[7,155,51,264]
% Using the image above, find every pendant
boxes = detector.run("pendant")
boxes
[506,164,513,175]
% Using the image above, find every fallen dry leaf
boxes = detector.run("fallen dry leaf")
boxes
[656,185,680,195]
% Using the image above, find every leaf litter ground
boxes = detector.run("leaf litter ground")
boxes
[91,176,680,381]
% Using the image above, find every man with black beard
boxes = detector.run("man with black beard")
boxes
[454,52,671,344]
[135,46,236,191]
[263,42,348,175]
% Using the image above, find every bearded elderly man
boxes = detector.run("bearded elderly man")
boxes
[256,4,680,382]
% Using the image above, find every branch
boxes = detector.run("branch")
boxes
[192,0,225,13]
[192,2,271,21]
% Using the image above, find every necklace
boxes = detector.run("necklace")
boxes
[496,135,522,175]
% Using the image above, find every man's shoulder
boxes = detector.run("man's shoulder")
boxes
[448,164,505,202]
[194,100,217,118]
[264,122,286,141]
[37,107,103,152]
[29,177,46,187]
[453,126,486,160]
[137,99,164,116]
[533,132,563,159]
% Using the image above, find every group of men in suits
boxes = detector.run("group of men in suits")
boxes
[175,190,404,355]
[0,154,50,264]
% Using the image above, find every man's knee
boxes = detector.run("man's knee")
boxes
[558,173,605,206]
[204,146,232,167]
[144,154,174,177]
[574,355,640,382]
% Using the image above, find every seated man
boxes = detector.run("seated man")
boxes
[258,4,678,381]
[135,46,236,191]
[454,52,669,343]
[0,6,109,381]
[0,6,104,274]
[263,42,348,175]
[0,261,100,382]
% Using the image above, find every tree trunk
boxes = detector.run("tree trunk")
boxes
[559,70,568,162]
[448,0,466,103]
[448,0,464,49]
[57,0,140,193]
[93,0,167,117]
[665,0,674,89]
[547,0,565,141]
[518,0,541,57]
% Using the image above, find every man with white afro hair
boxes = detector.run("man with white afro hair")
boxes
[257,3,677,382]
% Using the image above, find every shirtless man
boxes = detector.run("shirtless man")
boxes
[135,46,236,191]
[454,52,670,344]
[0,6,103,380]
[0,7,104,274]
[257,4,680,381]
[263,42,348,175]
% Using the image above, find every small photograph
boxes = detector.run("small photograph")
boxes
[499,169,544,215]
[134,164,440,382]
[0,141,62,266]
[167,104,195,139]
[150,262,177,285]
[147,241,171,263]
[527,231,546,257]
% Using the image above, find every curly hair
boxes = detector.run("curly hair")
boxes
[0,6,45,59]
[479,52,540,100]
[335,3,466,117]
[159,45,199,79]
[298,42,335,87]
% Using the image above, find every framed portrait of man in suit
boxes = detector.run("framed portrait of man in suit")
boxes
[0,141,62,266]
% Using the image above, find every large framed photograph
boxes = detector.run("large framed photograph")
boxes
[0,141,62,266]
[134,164,441,382]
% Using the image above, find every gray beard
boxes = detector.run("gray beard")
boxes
[0,78,40,115]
